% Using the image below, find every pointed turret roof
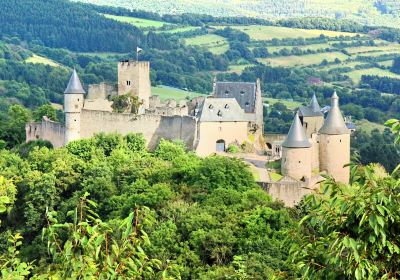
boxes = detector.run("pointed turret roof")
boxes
[319,91,350,135]
[64,69,85,94]
[282,112,311,148]
[298,94,323,117]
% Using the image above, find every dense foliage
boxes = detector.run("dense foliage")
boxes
[0,135,297,278]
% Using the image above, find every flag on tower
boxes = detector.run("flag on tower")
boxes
[136,46,143,62]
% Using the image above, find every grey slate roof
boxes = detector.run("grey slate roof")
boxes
[298,94,323,117]
[198,98,252,122]
[214,82,256,113]
[319,92,350,135]
[64,69,85,94]
[282,112,311,148]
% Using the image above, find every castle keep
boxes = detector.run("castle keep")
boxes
[26,60,265,156]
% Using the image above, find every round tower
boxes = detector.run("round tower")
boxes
[64,69,85,144]
[319,91,351,183]
[281,112,312,181]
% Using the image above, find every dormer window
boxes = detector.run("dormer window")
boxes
[224,104,230,109]
[240,90,245,95]
[245,102,250,107]
[217,110,223,117]
[225,90,229,96]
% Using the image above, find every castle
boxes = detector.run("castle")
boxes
[26,60,264,156]
[26,59,350,206]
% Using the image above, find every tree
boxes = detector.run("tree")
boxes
[0,105,31,148]
[33,104,58,122]
[290,119,400,279]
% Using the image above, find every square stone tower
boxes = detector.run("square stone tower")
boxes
[118,60,151,113]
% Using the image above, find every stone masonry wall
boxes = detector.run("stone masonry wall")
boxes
[25,118,65,148]
[79,109,197,150]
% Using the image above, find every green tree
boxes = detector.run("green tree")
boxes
[33,104,58,122]
[291,119,400,279]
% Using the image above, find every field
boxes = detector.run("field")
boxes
[25,54,61,67]
[160,26,200,34]
[259,52,349,67]
[102,14,167,28]
[151,86,205,101]
[266,43,332,53]
[223,25,360,41]
[347,68,400,83]
[185,34,229,54]
[227,64,256,73]
[345,44,400,55]
[264,98,302,110]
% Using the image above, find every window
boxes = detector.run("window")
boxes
[127,81,131,86]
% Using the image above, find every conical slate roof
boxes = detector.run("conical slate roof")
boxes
[282,112,311,148]
[319,91,350,135]
[298,94,323,117]
[64,69,85,94]
[310,94,321,112]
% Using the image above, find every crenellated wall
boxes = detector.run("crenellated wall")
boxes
[25,117,65,148]
[79,110,197,150]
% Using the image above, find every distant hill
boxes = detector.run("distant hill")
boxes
[73,0,400,28]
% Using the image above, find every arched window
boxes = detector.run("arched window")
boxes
[216,139,225,152]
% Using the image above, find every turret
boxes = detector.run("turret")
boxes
[281,112,312,181]
[64,69,85,144]
[298,94,324,138]
[319,91,351,183]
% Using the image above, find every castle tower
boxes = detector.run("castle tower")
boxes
[281,112,312,181]
[298,94,324,138]
[118,60,151,114]
[319,91,351,183]
[64,69,85,144]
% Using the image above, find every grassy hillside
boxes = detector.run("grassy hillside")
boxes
[221,25,360,40]
[73,0,400,28]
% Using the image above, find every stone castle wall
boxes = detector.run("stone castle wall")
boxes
[79,110,197,150]
[25,118,65,148]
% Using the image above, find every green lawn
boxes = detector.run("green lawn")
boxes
[377,60,394,67]
[220,25,360,40]
[259,52,349,67]
[269,172,283,182]
[228,64,256,73]
[266,43,333,53]
[102,14,167,28]
[185,34,229,54]
[160,26,200,34]
[345,44,400,55]
[264,98,302,110]
[25,54,62,67]
[151,86,206,101]
[347,68,400,83]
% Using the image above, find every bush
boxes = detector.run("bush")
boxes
[227,144,240,153]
